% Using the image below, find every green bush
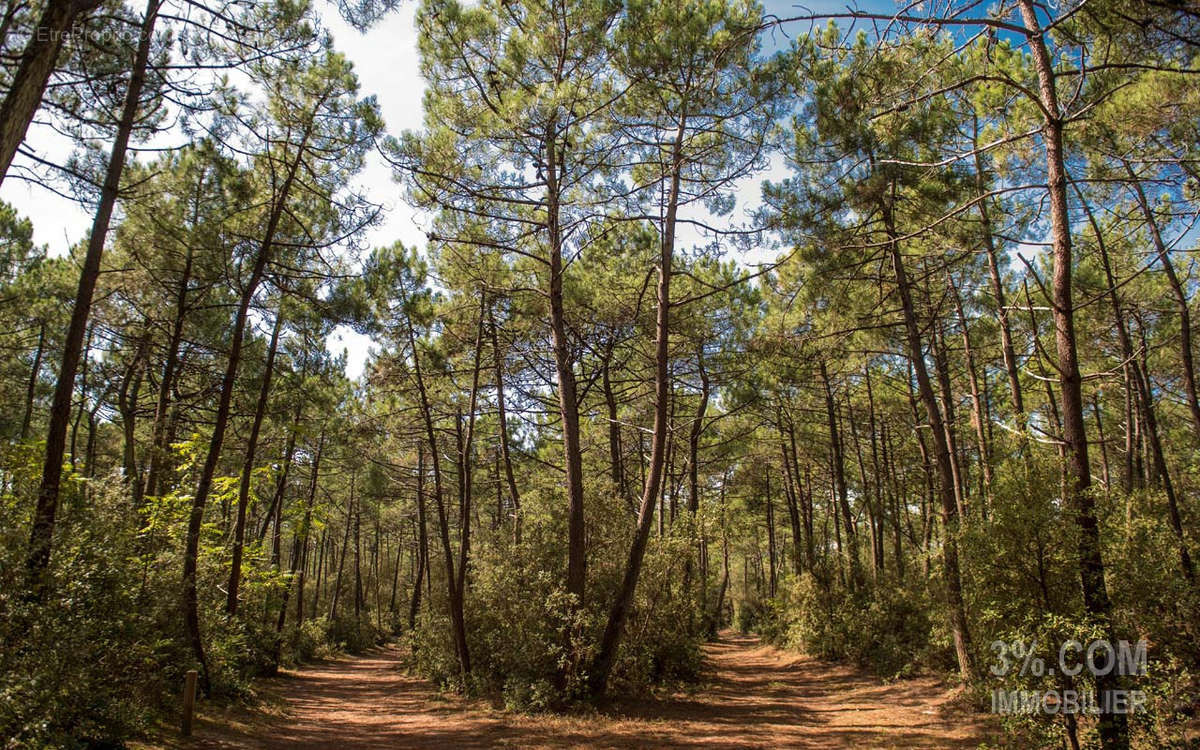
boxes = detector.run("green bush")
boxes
[404,492,706,708]
[0,469,171,748]
[0,452,388,748]
[326,614,384,653]
[282,617,337,664]
[763,573,937,679]
[606,536,705,692]
[735,592,766,634]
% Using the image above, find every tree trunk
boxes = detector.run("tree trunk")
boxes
[778,432,804,577]
[543,123,587,606]
[0,0,103,187]
[117,337,148,505]
[884,193,975,681]
[146,238,196,499]
[1017,2,1126,743]
[1078,188,1194,582]
[20,322,45,440]
[973,119,1024,418]
[181,109,314,692]
[275,432,318,664]
[845,393,882,578]
[489,309,521,526]
[591,113,686,697]
[353,472,363,620]
[765,474,777,597]
[408,442,427,630]
[26,0,160,592]
[1092,394,1111,491]
[448,296,488,666]
[863,366,887,573]
[882,423,905,581]
[389,530,403,618]
[1123,161,1200,442]
[330,468,354,622]
[687,344,709,516]
[227,307,285,614]
[819,358,860,585]
[68,322,94,473]
[949,273,994,506]
[272,535,301,671]
[931,323,967,519]
[602,337,629,509]
[257,401,303,544]
[682,343,710,619]
[401,284,470,678]
[785,417,815,573]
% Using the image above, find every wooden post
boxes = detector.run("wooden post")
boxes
[181,669,197,736]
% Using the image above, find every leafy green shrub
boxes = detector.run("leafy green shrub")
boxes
[0,469,171,748]
[283,617,337,664]
[404,492,705,707]
[326,614,384,653]
[606,537,705,692]
[735,592,766,634]
[407,609,464,691]
[763,573,937,678]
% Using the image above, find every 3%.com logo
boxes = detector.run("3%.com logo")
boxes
[989,639,1148,678]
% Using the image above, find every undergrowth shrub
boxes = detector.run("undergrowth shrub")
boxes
[0,448,395,748]
[326,614,385,653]
[282,617,337,664]
[405,489,706,708]
[606,535,705,692]
[0,465,170,748]
[763,573,938,678]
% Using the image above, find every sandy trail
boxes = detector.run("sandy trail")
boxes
[173,632,994,749]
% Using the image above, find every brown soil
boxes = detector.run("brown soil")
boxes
[143,632,997,749]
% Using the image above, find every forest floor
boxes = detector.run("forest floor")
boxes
[137,632,998,749]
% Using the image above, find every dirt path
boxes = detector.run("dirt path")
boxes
[164,633,995,749]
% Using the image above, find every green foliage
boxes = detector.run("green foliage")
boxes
[0,476,172,747]
[0,460,382,746]
[405,489,705,708]
[762,574,939,679]
[606,541,705,692]
[325,615,386,654]
[282,617,339,664]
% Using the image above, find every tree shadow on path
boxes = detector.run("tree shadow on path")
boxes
[165,631,995,749]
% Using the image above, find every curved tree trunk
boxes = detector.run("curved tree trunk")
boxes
[20,322,45,440]
[0,0,103,187]
[1077,186,1194,583]
[145,221,198,500]
[590,113,686,697]
[181,112,314,694]
[1123,159,1200,444]
[26,0,161,592]
[401,283,470,678]
[884,194,975,682]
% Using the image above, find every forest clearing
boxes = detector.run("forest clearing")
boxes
[1,0,1198,747]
